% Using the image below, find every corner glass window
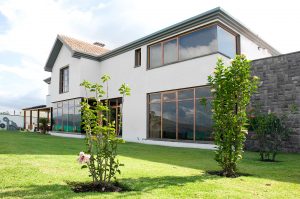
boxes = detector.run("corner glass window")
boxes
[218,26,236,58]
[148,24,237,69]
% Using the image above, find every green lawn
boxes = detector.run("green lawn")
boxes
[0,131,299,199]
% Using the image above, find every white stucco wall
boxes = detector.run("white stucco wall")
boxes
[240,35,272,60]
[92,51,229,142]
[46,19,276,145]
[48,45,82,104]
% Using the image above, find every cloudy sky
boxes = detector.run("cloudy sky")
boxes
[0,0,299,113]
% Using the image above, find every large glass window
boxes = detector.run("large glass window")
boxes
[179,25,217,60]
[148,86,213,141]
[148,24,237,69]
[52,98,81,133]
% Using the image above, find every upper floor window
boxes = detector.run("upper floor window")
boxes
[59,66,69,93]
[148,23,238,69]
[135,48,141,67]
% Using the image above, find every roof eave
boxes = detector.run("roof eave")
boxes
[44,37,63,72]
[97,7,280,61]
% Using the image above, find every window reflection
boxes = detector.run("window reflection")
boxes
[148,24,237,68]
[163,92,176,101]
[148,86,213,141]
[218,26,236,59]
[52,98,81,133]
[149,103,161,138]
[195,98,213,140]
[178,100,194,140]
[178,89,194,100]
[149,43,162,68]
[163,39,177,64]
[162,101,176,139]
[179,26,217,60]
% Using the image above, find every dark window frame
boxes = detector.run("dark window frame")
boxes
[147,85,213,142]
[134,48,141,67]
[59,66,69,94]
[147,22,240,69]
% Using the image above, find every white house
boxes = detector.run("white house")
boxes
[32,8,280,146]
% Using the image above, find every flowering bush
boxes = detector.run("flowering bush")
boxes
[77,152,91,164]
[79,75,130,184]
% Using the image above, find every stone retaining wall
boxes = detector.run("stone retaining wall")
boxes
[246,51,300,152]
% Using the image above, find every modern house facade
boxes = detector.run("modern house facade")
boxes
[34,8,281,146]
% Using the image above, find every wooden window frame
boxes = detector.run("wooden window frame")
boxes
[134,48,141,67]
[147,22,241,69]
[59,66,69,94]
[147,85,213,142]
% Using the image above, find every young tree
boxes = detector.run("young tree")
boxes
[208,55,259,177]
[79,75,130,186]
[118,83,131,136]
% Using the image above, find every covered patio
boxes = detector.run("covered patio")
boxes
[22,105,52,132]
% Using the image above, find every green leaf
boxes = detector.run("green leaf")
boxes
[81,165,88,169]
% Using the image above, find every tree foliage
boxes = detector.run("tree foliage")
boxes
[208,55,259,177]
[38,117,49,134]
[249,112,292,161]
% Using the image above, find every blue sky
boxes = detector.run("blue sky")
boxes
[0,0,300,114]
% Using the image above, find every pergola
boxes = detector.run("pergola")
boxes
[22,105,52,131]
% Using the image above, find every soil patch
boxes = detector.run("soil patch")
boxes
[67,181,131,193]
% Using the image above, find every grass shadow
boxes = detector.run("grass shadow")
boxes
[0,174,217,198]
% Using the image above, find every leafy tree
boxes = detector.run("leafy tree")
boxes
[208,55,259,177]
[79,75,130,185]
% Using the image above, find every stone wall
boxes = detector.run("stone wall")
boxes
[246,51,300,152]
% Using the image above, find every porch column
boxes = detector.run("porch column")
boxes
[29,110,32,130]
[37,109,40,130]
[24,110,26,129]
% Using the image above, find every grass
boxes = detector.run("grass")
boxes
[0,131,299,199]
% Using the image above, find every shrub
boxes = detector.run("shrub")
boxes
[38,117,49,134]
[208,55,259,177]
[249,113,292,161]
[79,75,130,186]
